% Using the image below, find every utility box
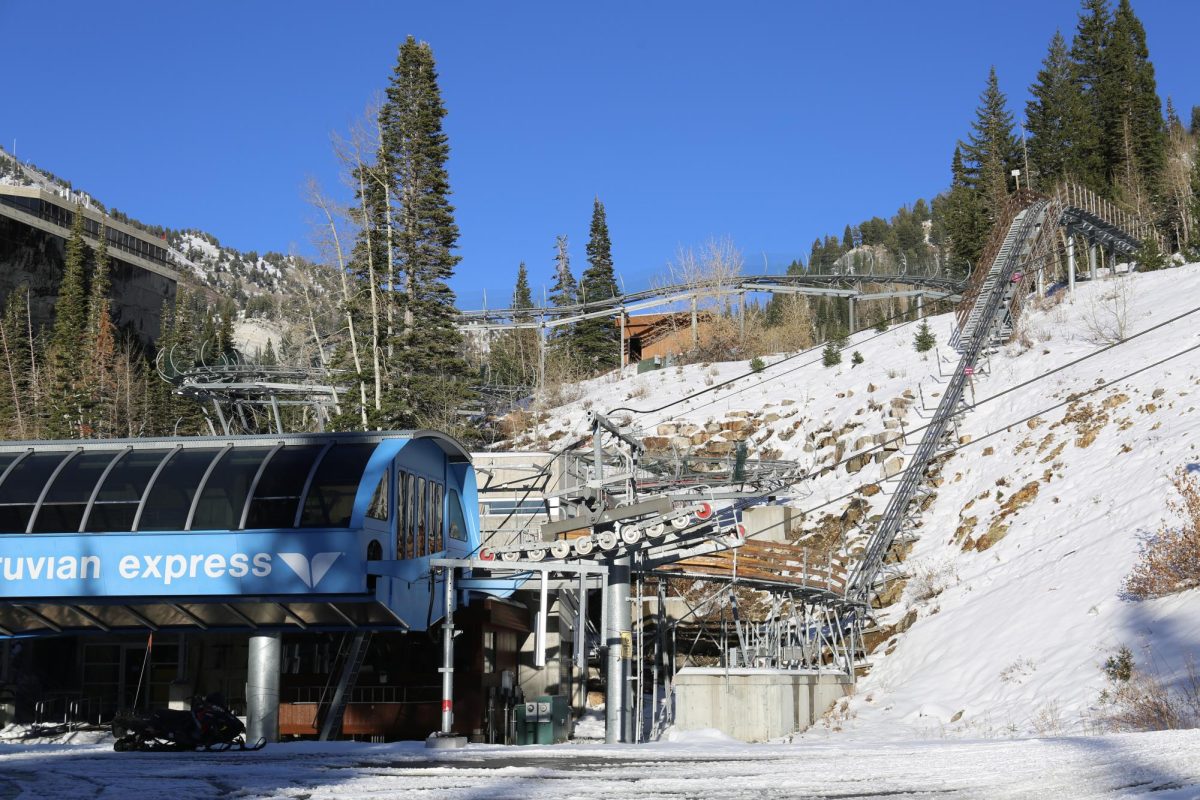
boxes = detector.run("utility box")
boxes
[513,695,571,744]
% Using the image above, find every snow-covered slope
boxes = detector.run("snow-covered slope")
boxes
[514,262,1200,739]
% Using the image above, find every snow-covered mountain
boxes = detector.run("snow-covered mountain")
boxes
[0,145,334,350]
[510,261,1200,739]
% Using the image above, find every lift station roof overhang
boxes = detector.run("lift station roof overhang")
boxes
[0,430,473,638]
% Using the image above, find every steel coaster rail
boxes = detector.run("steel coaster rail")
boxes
[846,199,1049,603]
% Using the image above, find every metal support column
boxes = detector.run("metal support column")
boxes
[440,566,456,734]
[605,555,631,744]
[1067,232,1076,294]
[535,571,548,668]
[916,294,924,319]
[246,632,281,744]
[847,297,856,333]
[1089,242,1097,280]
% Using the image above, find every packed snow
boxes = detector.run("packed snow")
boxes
[1,730,1198,798]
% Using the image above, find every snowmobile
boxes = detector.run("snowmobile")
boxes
[111,693,266,752]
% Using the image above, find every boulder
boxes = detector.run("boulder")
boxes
[883,456,905,478]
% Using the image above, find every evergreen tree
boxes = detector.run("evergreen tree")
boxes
[821,338,842,368]
[944,145,987,274]
[45,206,91,438]
[377,36,473,431]
[1026,31,1091,189]
[842,224,855,251]
[83,227,119,437]
[546,235,579,365]
[1190,106,1200,136]
[1100,0,1165,212]
[574,198,621,371]
[961,67,1021,222]
[1068,0,1110,190]
[487,263,539,386]
[914,319,936,353]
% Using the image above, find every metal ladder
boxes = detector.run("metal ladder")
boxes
[847,200,1048,604]
[317,631,373,741]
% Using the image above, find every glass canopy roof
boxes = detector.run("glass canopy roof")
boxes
[0,432,465,535]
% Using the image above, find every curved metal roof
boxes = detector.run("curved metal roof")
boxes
[0,430,470,535]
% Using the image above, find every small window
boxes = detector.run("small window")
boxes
[366,469,389,522]
[396,470,409,559]
[432,483,444,553]
[447,489,468,541]
[415,477,426,555]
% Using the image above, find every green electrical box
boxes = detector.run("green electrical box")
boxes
[513,695,571,745]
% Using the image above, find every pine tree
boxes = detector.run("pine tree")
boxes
[842,225,855,251]
[944,145,987,274]
[1026,31,1091,189]
[83,226,119,437]
[574,198,621,371]
[1190,106,1200,136]
[961,67,1021,222]
[1068,0,1110,190]
[487,263,540,386]
[821,338,842,368]
[548,234,578,362]
[378,36,473,430]
[45,205,91,438]
[914,319,936,353]
[1100,0,1165,213]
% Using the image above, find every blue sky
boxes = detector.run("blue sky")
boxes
[2,1,1196,308]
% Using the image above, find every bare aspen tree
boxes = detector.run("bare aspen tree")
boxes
[308,178,368,426]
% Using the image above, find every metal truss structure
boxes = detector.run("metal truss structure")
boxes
[157,343,343,435]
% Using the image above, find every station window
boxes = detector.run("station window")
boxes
[243,445,325,529]
[190,447,274,531]
[431,483,444,553]
[0,451,74,533]
[137,449,223,531]
[86,449,173,532]
[299,443,375,528]
[366,468,389,522]
[396,470,411,558]
[415,477,426,555]
[31,450,122,533]
[447,489,468,541]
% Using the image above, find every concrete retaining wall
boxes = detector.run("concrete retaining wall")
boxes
[672,668,853,741]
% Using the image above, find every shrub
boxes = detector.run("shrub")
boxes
[913,319,936,353]
[1098,646,1200,731]
[851,350,864,366]
[822,341,842,367]
[749,356,766,373]
[1124,467,1200,599]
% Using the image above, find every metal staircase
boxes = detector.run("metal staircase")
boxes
[950,207,1034,352]
[847,199,1050,604]
[316,631,373,741]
